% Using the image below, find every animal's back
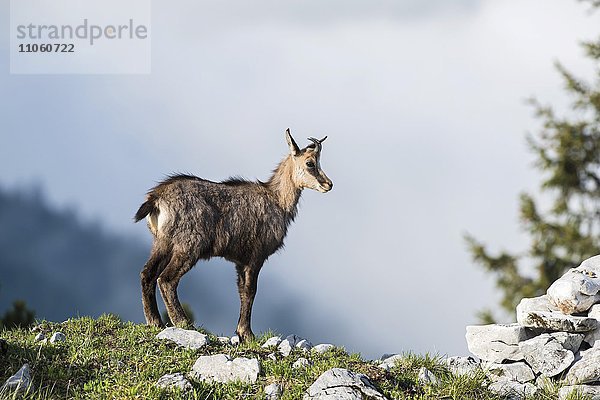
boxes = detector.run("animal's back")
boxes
[136,174,289,263]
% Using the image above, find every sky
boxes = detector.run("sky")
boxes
[1,0,599,358]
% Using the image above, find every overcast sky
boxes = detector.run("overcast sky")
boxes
[1,0,599,358]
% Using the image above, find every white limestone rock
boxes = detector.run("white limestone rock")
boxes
[293,357,311,369]
[483,362,535,383]
[378,354,403,371]
[550,332,585,352]
[34,333,45,342]
[230,335,240,346]
[516,296,597,332]
[488,380,537,399]
[217,336,230,344]
[417,367,438,386]
[190,354,260,384]
[466,324,534,363]
[296,339,313,352]
[278,334,302,357]
[444,356,481,377]
[519,333,575,377]
[50,332,66,344]
[156,373,192,391]
[585,304,600,346]
[565,344,600,384]
[265,383,283,400]
[303,368,388,400]
[547,255,600,315]
[559,385,600,400]
[156,327,209,350]
[262,336,283,348]
[312,344,335,354]
[2,364,33,394]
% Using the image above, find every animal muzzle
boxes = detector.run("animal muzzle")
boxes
[318,178,333,192]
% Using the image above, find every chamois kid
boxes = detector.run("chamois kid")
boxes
[134,129,333,342]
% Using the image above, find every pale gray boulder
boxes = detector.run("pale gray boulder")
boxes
[303,368,388,400]
[466,324,534,363]
[565,345,600,384]
[444,356,481,377]
[279,334,302,357]
[516,296,597,332]
[293,357,311,369]
[156,373,192,391]
[262,336,283,348]
[265,383,283,400]
[378,354,403,371]
[50,332,66,344]
[547,255,600,315]
[558,385,600,400]
[230,335,240,346]
[585,304,600,346]
[312,344,335,354]
[296,339,313,352]
[519,333,575,377]
[483,362,535,383]
[190,354,260,384]
[488,380,537,399]
[2,364,33,394]
[156,327,209,350]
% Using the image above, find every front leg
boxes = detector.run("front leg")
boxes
[235,263,262,342]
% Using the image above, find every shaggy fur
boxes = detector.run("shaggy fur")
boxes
[135,130,332,341]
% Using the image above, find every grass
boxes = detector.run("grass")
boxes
[0,315,592,399]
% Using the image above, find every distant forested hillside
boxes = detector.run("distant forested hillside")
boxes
[0,185,322,337]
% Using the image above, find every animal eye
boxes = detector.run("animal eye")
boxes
[306,161,315,169]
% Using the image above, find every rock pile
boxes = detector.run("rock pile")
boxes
[466,255,600,399]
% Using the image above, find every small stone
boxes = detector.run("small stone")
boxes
[265,383,282,400]
[2,364,33,394]
[484,361,535,383]
[378,354,403,371]
[519,333,574,377]
[217,336,230,344]
[312,344,335,354]
[156,373,192,391]
[444,356,481,377]
[278,334,301,357]
[296,339,313,352]
[293,357,311,369]
[262,336,283,348]
[303,368,387,400]
[466,324,533,363]
[547,255,600,314]
[190,354,260,384]
[156,327,209,350]
[50,332,66,344]
[565,344,600,384]
[267,353,277,361]
[585,304,600,346]
[517,296,597,332]
[488,380,537,399]
[417,367,438,385]
[558,385,600,400]
[230,335,240,346]
[34,333,45,342]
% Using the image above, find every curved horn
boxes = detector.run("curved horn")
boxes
[308,136,327,152]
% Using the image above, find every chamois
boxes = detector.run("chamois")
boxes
[134,129,333,342]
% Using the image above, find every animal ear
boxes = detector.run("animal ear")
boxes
[285,128,300,156]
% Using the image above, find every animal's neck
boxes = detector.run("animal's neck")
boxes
[266,156,302,214]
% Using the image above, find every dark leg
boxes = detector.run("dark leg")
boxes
[235,263,262,342]
[157,251,197,328]
[141,246,171,327]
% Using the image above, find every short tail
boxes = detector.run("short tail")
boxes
[134,196,157,222]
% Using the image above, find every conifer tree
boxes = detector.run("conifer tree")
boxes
[466,0,600,322]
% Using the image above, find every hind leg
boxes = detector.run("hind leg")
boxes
[141,245,171,327]
[157,251,197,328]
